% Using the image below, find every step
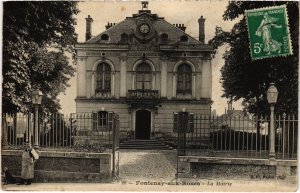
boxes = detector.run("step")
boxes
[119,140,173,150]
[119,144,169,148]
[120,141,168,145]
[120,141,169,145]
[121,140,163,143]
[119,146,172,150]
[128,139,158,142]
[120,142,164,145]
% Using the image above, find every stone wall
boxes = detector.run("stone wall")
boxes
[178,156,297,183]
[191,163,276,180]
[1,150,113,183]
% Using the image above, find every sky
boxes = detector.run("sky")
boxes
[58,0,243,115]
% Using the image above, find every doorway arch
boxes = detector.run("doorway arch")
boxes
[135,110,151,140]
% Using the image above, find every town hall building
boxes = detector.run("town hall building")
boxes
[75,2,213,141]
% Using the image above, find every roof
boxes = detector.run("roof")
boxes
[84,9,202,45]
[211,110,256,129]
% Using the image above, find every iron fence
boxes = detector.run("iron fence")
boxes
[275,114,298,159]
[173,113,297,160]
[2,112,119,153]
[2,111,297,160]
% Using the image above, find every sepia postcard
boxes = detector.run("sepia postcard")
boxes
[1,0,298,192]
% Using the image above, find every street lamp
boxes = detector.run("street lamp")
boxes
[267,83,278,160]
[31,89,43,149]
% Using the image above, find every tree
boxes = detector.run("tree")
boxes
[27,46,76,114]
[209,2,298,115]
[2,2,79,114]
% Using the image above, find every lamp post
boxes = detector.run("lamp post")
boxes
[267,83,278,160]
[31,89,43,149]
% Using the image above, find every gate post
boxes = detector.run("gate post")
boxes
[175,111,189,179]
[1,114,8,147]
[112,113,119,178]
[178,112,188,156]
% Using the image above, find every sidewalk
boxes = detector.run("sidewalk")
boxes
[2,149,297,192]
[2,179,297,192]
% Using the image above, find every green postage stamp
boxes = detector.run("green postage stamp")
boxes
[246,5,293,60]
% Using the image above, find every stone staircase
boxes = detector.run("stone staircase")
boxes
[119,139,173,150]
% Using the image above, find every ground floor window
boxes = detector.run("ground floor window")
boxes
[92,111,108,131]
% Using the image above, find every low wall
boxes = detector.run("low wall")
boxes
[178,156,297,183]
[1,150,113,183]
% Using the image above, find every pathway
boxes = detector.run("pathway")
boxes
[118,149,177,181]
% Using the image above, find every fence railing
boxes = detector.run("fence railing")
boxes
[2,111,297,159]
[2,112,119,153]
[173,113,297,160]
[275,114,298,159]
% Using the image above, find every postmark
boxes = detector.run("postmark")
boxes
[246,5,293,60]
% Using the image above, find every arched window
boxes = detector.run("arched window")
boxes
[101,34,109,41]
[92,111,108,131]
[96,63,111,93]
[136,63,152,90]
[177,63,192,94]
[180,35,188,42]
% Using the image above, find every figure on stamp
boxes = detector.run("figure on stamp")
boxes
[255,12,282,55]
[17,143,39,185]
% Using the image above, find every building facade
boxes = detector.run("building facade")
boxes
[75,2,213,140]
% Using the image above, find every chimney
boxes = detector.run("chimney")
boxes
[174,24,186,32]
[198,16,205,44]
[105,22,117,30]
[85,15,93,41]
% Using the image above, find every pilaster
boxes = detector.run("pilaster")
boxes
[160,60,167,97]
[77,57,87,97]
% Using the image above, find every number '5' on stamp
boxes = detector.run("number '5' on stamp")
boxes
[246,5,293,60]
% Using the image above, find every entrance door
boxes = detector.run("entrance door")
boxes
[135,110,151,139]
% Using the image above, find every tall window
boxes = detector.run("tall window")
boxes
[96,63,111,93]
[92,111,108,131]
[177,63,192,94]
[136,63,152,90]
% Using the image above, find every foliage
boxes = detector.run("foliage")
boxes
[40,113,74,147]
[209,1,298,115]
[2,2,79,114]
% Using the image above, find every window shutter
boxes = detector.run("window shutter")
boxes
[108,112,114,131]
[92,112,98,131]
[173,113,178,132]
[188,113,194,133]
